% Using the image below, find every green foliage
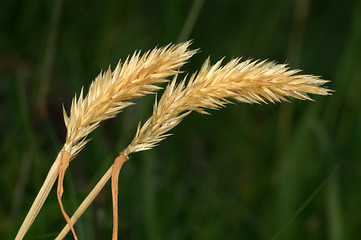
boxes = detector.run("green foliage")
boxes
[1,0,360,239]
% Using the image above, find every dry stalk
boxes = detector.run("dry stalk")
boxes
[57,57,331,239]
[111,152,129,240]
[15,42,195,240]
[16,152,61,240]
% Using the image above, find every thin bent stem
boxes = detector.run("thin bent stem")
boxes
[111,152,129,240]
[56,165,114,239]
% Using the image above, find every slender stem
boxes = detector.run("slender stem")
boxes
[177,0,205,42]
[57,150,78,239]
[270,164,340,240]
[56,166,113,239]
[36,0,63,119]
[15,151,61,240]
[111,152,129,240]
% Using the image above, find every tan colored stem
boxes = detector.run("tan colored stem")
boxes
[111,152,129,240]
[15,151,61,240]
[56,166,113,239]
[57,150,77,240]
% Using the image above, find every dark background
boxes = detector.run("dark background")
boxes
[1,0,360,239]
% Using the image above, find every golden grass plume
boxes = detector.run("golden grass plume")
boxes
[124,57,330,154]
[63,41,196,157]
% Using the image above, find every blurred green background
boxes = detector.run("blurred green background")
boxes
[1,0,360,239]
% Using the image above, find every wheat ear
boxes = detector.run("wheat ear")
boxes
[15,41,195,240]
[57,57,331,239]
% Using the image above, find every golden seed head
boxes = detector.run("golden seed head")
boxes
[63,41,196,157]
[124,57,331,155]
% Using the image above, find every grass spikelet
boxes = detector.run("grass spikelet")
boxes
[124,57,330,154]
[57,56,331,239]
[15,41,195,240]
[63,41,196,157]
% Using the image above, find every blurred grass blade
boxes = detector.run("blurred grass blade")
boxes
[271,164,340,240]
[177,0,205,42]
